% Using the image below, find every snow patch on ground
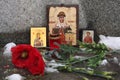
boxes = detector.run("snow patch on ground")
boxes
[99,35,120,50]
[100,59,109,66]
[45,60,65,73]
[3,42,16,57]
[5,74,25,80]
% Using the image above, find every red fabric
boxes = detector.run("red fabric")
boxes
[49,39,61,50]
[83,36,92,43]
[11,44,45,75]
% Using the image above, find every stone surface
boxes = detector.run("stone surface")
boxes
[82,0,120,36]
[0,0,120,45]
[0,0,86,33]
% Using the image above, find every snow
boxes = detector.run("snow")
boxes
[5,74,25,80]
[47,60,65,68]
[45,67,59,73]
[45,60,65,73]
[74,55,86,60]
[87,67,93,70]
[119,63,120,66]
[100,59,109,66]
[113,57,119,64]
[99,35,120,50]
[3,42,16,57]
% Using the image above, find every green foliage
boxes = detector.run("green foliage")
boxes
[60,44,79,54]
[46,41,117,80]
[78,41,109,68]
[58,41,109,68]
[57,66,115,80]
[59,44,79,60]
[57,41,110,68]
[79,41,109,53]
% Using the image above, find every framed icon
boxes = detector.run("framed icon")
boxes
[82,30,94,43]
[47,4,79,48]
[30,27,47,48]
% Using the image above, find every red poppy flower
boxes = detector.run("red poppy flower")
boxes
[11,44,45,75]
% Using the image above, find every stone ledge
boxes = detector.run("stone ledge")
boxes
[0,30,30,47]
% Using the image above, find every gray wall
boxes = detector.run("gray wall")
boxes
[0,0,86,32]
[82,0,120,36]
[0,0,120,46]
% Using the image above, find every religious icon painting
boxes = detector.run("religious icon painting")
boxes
[82,29,94,44]
[30,27,47,48]
[47,4,79,49]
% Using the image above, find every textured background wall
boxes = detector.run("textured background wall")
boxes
[82,0,120,36]
[0,0,86,33]
[0,0,120,46]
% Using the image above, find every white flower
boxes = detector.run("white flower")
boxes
[3,42,16,57]
[5,74,25,80]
